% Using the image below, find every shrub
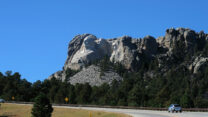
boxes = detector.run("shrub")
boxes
[31,93,53,117]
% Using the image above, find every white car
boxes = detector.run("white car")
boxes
[168,104,182,113]
[0,99,5,103]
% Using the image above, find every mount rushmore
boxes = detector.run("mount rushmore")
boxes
[49,28,208,86]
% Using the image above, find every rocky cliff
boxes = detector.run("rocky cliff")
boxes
[49,28,208,86]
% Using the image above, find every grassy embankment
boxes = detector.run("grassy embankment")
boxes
[0,103,131,117]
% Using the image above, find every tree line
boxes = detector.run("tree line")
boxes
[0,63,208,108]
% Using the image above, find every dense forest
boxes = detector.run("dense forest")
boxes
[0,58,208,108]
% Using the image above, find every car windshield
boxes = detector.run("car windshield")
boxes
[174,104,180,107]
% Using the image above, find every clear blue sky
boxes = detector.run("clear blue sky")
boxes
[0,0,207,82]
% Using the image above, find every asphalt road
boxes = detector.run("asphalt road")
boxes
[54,106,208,117]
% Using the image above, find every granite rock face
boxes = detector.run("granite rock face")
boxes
[49,28,208,86]
[48,71,63,80]
[64,34,111,70]
[157,28,198,53]
[189,57,208,74]
[64,35,159,71]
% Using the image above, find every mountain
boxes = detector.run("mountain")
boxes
[49,28,208,86]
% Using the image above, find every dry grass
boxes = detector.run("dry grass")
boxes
[0,103,31,117]
[0,103,130,117]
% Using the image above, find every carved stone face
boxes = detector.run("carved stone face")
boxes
[110,39,124,62]
[83,35,97,50]
[71,35,97,64]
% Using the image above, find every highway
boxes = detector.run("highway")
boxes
[54,106,208,117]
[8,103,208,117]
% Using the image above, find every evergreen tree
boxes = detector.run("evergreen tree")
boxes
[180,92,193,108]
[68,85,76,104]
[31,93,53,117]
[128,84,142,106]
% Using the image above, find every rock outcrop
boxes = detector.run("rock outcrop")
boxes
[49,28,208,86]
[157,28,198,53]
[189,57,208,74]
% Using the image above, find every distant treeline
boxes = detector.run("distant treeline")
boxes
[0,59,208,108]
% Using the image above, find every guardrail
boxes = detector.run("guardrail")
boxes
[5,101,208,112]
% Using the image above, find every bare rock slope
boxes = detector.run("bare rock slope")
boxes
[69,65,122,86]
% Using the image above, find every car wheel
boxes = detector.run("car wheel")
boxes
[172,110,174,113]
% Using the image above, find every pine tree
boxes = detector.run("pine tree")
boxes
[31,93,53,117]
